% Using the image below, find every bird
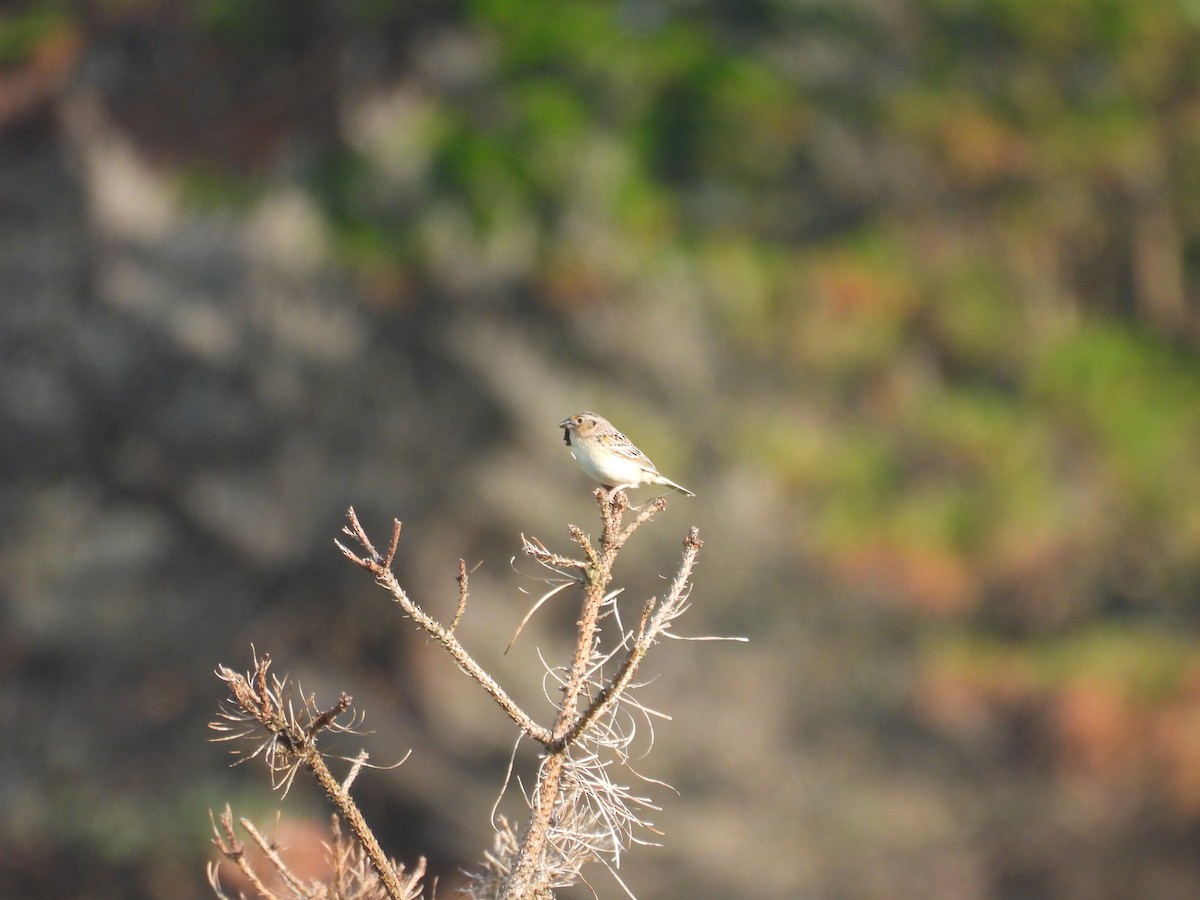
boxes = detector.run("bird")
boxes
[559,411,694,497]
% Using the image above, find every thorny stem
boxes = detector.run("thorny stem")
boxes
[328,496,699,900]
[214,496,701,899]
[562,525,703,749]
[210,805,426,900]
[451,558,470,633]
[212,657,409,900]
[499,490,680,899]
[210,807,281,899]
[306,749,405,898]
[338,509,553,746]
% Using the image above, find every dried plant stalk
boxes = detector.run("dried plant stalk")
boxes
[212,487,718,900]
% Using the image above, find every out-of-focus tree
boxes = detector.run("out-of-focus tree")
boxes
[5,0,1200,896]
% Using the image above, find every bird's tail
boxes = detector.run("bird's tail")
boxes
[659,476,695,497]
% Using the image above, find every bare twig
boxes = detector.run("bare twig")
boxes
[209,806,281,900]
[337,507,553,746]
[209,653,413,899]
[498,488,699,899]
[561,527,703,750]
[451,558,470,633]
[209,806,426,900]
[214,488,713,900]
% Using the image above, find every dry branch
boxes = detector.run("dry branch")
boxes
[212,486,716,900]
[337,508,553,746]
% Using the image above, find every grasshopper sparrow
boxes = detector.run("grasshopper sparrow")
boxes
[559,412,695,497]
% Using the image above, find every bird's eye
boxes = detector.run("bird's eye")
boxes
[574,416,582,424]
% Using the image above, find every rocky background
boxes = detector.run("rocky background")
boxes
[4,2,1200,898]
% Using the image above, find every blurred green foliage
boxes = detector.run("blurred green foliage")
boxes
[0,2,69,66]
[55,0,1194,749]
[16,0,1200,890]
[394,0,1200,707]
[259,0,1200,632]
[926,623,1200,701]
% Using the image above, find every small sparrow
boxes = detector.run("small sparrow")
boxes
[559,412,694,497]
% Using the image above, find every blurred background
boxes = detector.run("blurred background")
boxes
[4,1,1200,897]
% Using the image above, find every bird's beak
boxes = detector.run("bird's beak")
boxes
[559,418,573,445]
[558,417,573,429]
